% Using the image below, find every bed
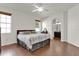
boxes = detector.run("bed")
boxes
[17,30,50,52]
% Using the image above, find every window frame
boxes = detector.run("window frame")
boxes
[0,11,12,33]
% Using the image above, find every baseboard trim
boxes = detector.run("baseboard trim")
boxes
[1,43,17,47]
[61,40,79,48]
[1,41,17,46]
[67,40,79,47]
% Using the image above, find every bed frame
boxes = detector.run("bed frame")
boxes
[17,30,50,52]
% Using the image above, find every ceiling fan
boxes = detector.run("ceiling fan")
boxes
[32,4,48,12]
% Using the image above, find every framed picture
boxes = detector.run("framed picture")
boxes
[35,20,41,28]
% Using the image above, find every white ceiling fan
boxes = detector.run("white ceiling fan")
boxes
[32,4,48,12]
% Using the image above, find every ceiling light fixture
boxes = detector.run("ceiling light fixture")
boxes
[37,7,44,12]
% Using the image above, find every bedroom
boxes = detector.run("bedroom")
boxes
[0,3,79,56]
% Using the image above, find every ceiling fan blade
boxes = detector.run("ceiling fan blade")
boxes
[34,5,40,9]
[32,9,38,12]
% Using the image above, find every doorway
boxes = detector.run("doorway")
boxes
[53,18,61,40]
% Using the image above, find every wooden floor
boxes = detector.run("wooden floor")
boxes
[1,38,79,56]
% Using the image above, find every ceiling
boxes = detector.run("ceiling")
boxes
[0,3,78,19]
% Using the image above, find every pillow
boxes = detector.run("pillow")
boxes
[19,32,24,34]
[23,31,31,34]
[19,31,35,34]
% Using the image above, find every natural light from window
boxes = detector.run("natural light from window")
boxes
[0,14,11,33]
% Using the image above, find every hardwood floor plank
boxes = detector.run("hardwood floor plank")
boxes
[1,39,79,56]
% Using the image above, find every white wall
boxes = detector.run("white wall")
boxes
[61,11,68,42]
[42,12,63,39]
[68,4,79,47]
[0,6,35,46]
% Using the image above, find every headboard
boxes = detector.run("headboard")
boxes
[17,30,35,35]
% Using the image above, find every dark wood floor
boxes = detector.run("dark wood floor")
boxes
[1,38,79,56]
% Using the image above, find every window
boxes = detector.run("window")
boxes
[0,11,12,33]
